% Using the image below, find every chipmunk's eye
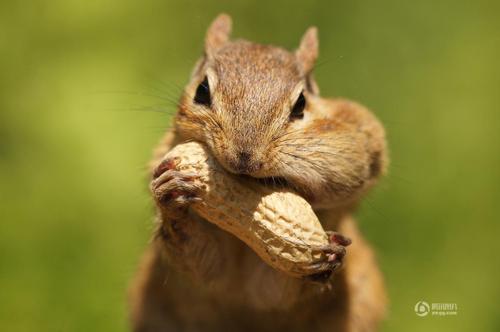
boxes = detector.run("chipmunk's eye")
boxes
[290,92,306,120]
[194,76,211,106]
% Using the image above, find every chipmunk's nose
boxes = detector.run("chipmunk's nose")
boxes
[233,150,262,174]
[237,151,251,169]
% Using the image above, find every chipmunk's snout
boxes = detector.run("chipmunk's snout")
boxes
[229,150,263,175]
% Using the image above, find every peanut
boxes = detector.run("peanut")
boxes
[163,141,333,277]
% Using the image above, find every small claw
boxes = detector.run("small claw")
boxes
[151,169,203,210]
[303,232,352,284]
[327,231,352,247]
[318,243,346,257]
[327,253,337,262]
[173,195,202,205]
[151,170,200,192]
[161,190,182,202]
[153,157,179,179]
[157,183,201,204]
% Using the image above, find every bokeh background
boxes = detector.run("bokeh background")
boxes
[1,0,499,331]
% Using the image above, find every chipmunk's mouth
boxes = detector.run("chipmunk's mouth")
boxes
[209,144,292,190]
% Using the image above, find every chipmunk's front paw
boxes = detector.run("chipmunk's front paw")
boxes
[151,157,203,218]
[307,232,352,283]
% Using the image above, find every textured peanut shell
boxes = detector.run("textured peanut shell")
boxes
[164,142,331,277]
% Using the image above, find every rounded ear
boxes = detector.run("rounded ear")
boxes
[295,27,319,74]
[205,13,232,58]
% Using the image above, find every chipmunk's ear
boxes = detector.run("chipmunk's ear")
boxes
[205,14,232,58]
[296,27,319,74]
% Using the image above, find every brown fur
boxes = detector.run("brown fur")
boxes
[129,14,388,332]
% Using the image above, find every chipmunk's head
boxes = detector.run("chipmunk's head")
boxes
[176,14,387,206]
[176,14,319,174]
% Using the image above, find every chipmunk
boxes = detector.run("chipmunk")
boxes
[129,14,388,332]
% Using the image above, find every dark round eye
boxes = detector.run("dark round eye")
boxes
[290,92,306,120]
[193,76,211,106]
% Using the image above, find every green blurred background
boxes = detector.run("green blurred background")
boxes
[1,0,499,331]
